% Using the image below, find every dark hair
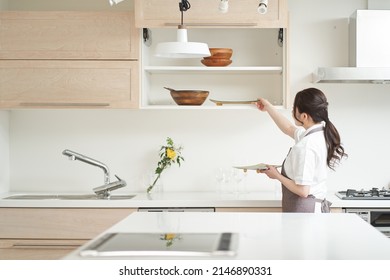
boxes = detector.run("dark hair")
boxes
[293,88,347,170]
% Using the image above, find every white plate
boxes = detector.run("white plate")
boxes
[233,163,282,171]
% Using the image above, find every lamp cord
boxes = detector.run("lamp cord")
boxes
[179,0,191,26]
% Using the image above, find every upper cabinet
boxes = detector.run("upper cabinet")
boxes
[0,11,140,109]
[135,0,288,28]
[0,60,138,109]
[0,11,138,59]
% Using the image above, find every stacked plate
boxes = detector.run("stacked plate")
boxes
[201,48,233,67]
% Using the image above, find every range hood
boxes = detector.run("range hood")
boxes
[314,10,390,84]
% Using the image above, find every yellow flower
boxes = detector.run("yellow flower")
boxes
[147,137,184,194]
[166,148,176,160]
[164,233,176,240]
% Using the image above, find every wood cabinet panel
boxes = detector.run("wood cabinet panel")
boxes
[0,208,136,239]
[0,207,136,259]
[135,0,288,28]
[0,11,139,59]
[216,207,282,212]
[0,60,139,108]
[216,207,343,213]
[0,239,86,260]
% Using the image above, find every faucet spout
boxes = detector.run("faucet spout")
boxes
[93,175,127,198]
[62,149,110,184]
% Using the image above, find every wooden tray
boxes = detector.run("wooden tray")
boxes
[210,99,258,106]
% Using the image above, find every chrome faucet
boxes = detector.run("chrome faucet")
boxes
[63,149,110,184]
[62,149,126,198]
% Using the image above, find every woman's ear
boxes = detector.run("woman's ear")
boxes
[302,112,315,124]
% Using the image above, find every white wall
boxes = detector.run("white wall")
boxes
[5,0,390,194]
[0,111,10,194]
[0,0,7,10]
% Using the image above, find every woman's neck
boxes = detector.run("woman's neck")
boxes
[303,120,320,130]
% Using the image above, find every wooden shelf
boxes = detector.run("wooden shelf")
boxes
[144,66,283,74]
[139,104,285,110]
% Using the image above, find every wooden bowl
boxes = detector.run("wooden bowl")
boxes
[201,58,232,67]
[207,48,233,59]
[164,87,209,106]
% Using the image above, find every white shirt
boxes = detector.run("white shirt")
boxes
[283,123,328,199]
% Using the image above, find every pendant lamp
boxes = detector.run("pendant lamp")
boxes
[155,0,210,58]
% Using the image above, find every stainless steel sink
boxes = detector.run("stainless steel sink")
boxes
[3,194,136,200]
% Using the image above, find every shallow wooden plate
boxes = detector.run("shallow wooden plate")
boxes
[209,99,258,106]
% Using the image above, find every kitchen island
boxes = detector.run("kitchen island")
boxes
[1,191,389,209]
[64,211,390,260]
[1,191,390,260]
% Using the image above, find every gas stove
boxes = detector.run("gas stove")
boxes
[336,188,390,200]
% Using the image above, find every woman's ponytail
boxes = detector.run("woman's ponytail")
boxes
[323,119,346,170]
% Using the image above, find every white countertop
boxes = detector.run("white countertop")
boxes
[1,191,390,208]
[64,211,390,260]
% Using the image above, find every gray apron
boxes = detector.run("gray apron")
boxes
[281,126,332,213]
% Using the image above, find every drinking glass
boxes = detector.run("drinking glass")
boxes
[232,168,244,194]
[214,168,225,193]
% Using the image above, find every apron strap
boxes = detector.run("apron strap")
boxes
[313,198,332,213]
[304,126,324,137]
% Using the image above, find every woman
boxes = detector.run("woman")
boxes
[255,88,347,213]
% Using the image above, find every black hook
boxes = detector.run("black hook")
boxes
[278,28,283,47]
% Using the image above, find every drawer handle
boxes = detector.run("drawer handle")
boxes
[165,23,257,27]
[12,243,81,249]
[19,102,110,107]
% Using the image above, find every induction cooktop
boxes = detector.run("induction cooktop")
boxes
[79,232,238,257]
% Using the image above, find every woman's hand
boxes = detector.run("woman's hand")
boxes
[258,166,310,198]
[257,165,281,180]
[253,98,272,112]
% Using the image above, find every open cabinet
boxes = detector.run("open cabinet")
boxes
[140,27,288,109]
[135,0,289,109]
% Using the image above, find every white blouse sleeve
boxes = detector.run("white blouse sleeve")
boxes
[294,127,306,143]
[290,146,317,186]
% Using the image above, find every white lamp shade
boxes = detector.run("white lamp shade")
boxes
[155,28,211,58]
[109,0,125,6]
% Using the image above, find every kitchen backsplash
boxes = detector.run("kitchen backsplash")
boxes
[0,111,9,193]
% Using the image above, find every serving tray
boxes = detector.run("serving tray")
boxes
[210,99,258,106]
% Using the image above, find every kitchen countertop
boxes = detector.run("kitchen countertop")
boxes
[64,211,390,260]
[1,191,390,208]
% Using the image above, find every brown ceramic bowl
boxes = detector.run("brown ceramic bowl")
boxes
[206,48,233,59]
[164,87,209,106]
[201,58,232,67]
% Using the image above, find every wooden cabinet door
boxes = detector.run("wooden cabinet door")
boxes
[0,239,87,260]
[0,60,139,108]
[135,0,288,28]
[0,208,136,259]
[216,207,282,212]
[0,11,139,59]
[0,208,136,239]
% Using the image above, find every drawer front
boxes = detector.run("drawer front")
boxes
[0,60,139,108]
[0,208,136,239]
[135,0,288,28]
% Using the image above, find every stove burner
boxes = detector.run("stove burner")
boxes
[337,187,390,200]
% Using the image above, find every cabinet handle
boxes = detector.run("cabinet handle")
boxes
[12,243,81,249]
[165,23,257,27]
[19,102,110,107]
